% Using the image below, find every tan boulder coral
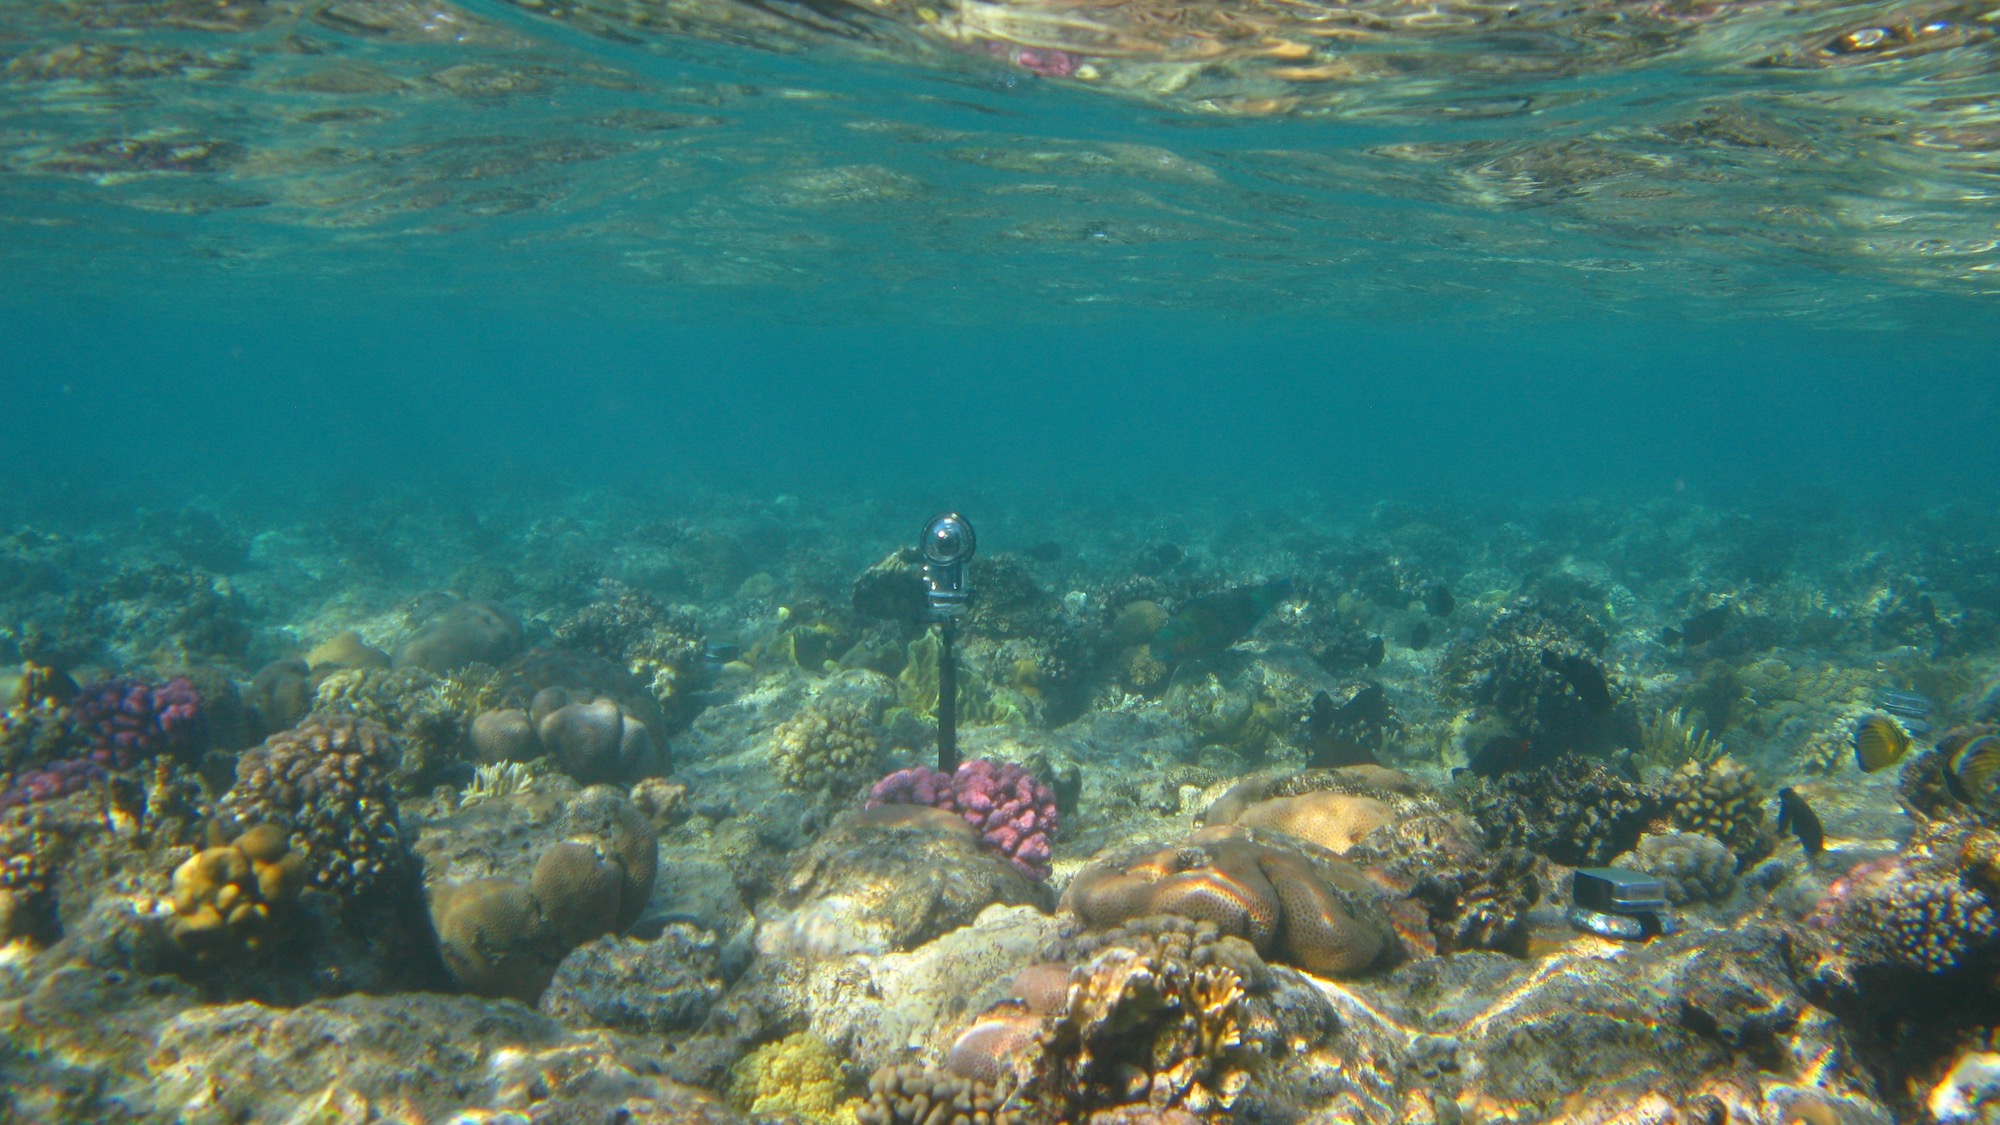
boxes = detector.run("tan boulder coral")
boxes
[530,687,661,783]
[1062,824,1396,978]
[394,599,524,673]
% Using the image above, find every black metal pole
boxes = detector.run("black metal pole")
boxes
[937,619,959,773]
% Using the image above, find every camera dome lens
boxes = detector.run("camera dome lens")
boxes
[922,513,975,564]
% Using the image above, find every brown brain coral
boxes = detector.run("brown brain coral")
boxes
[1062,824,1395,978]
[217,713,406,900]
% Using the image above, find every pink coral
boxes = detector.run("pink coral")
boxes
[867,759,1059,880]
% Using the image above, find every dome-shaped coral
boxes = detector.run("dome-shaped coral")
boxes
[1062,824,1395,978]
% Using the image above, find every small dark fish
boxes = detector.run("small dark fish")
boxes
[1137,542,1185,576]
[1409,621,1432,651]
[1462,734,1536,778]
[1678,604,1734,648]
[1423,583,1456,618]
[1775,787,1824,859]
[1153,577,1293,661]
[1540,649,1613,713]
[1362,635,1385,668]
[1945,734,2000,806]
[1306,685,1387,768]
[1853,713,1913,773]
[1023,540,1065,563]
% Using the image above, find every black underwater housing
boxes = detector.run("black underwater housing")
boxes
[920,512,975,772]
[1567,867,1671,941]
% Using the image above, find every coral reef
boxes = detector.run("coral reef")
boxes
[1062,824,1396,977]
[393,598,524,672]
[858,1063,1021,1125]
[1404,846,1542,956]
[431,784,658,1001]
[868,758,1059,880]
[1437,600,1633,760]
[1459,753,1661,867]
[758,804,1047,959]
[554,583,706,728]
[541,923,725,1035]
[70,675,208,769]
[729,1031,856,1123]
[531,687,663,783]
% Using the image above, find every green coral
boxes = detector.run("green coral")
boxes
[896,631,1022,726]
[730,1032,858,1124]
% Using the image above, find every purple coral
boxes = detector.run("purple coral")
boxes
[867,758,1059,881]
[0,758,99,813]
[0,676,208,813]
[71,676,207,770]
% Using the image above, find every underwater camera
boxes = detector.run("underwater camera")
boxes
[920,512,976,621]
[919,512,976,774]
[1567,867,1673,941]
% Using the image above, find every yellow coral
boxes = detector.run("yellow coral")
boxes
[729,1032,860,1124]
[167,822,307,958]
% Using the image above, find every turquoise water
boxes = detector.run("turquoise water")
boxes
[4,0,1999,505]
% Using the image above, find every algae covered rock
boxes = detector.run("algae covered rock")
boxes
[757,803,1050,960]
[541,923,725,1035]
[393,598,524,672]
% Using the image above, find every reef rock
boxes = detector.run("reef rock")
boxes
[541,922,725,1035]
[757,804,1051,960]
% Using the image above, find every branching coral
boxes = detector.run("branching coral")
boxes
[858,1063,1020,1125]
[773,699,883,800]
[218,713,407,900]
[1665,755,1768,863]
[1030,944,1259,1116]
[1461,753,1660,867]
[1638,706,1725,772]
[1407,846,1541,957]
